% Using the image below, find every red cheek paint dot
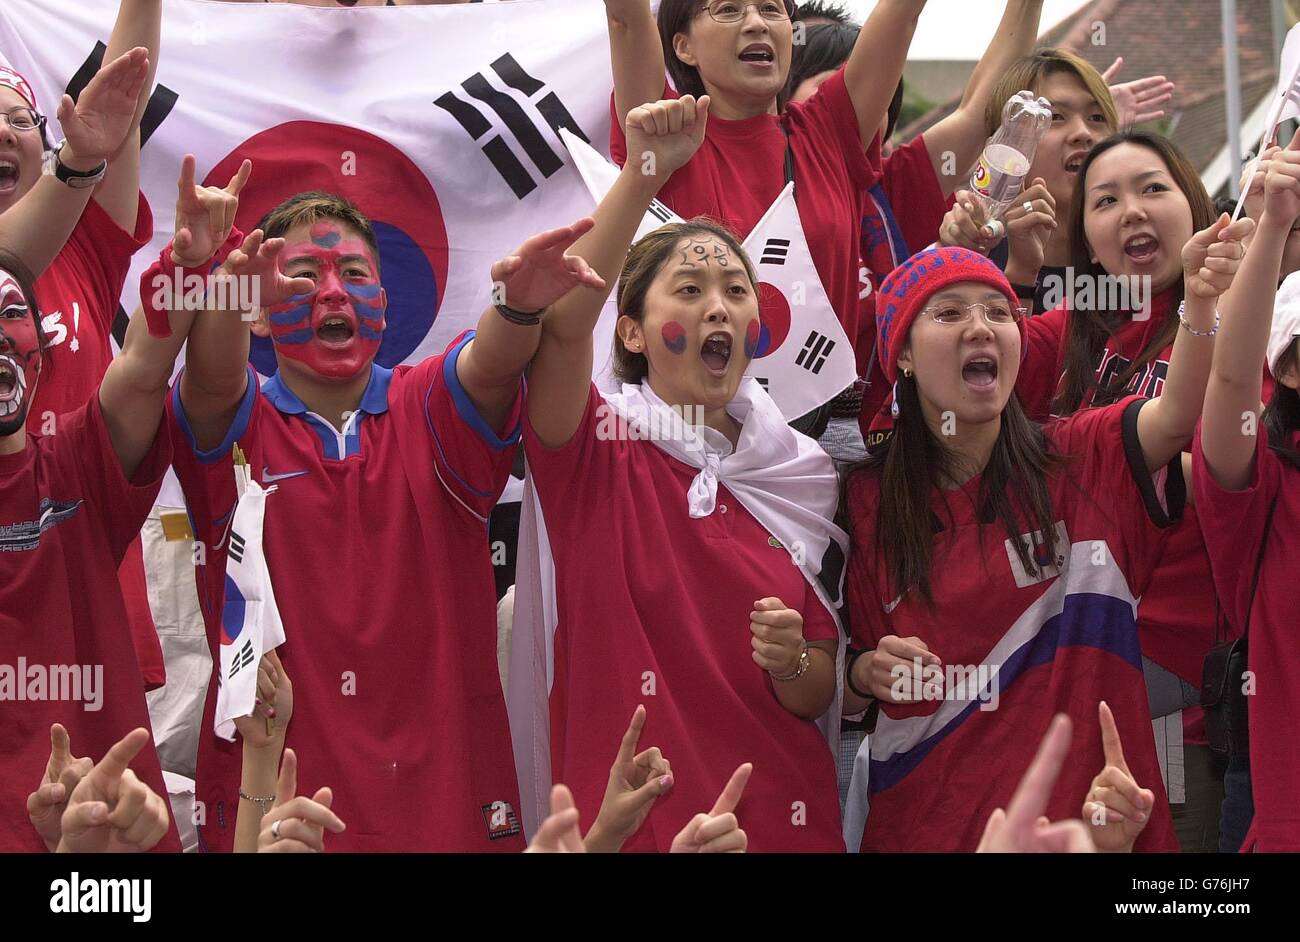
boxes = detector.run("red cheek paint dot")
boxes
[661,321,687,354]
[744,319,760,359]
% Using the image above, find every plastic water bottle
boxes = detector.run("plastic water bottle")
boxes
[968,91,1053,233]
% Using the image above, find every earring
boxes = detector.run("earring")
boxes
[902,368,913,378]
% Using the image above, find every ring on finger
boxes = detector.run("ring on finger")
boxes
[271,819,282,841]
[1023,201,1034,214]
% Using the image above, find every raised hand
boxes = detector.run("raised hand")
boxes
[671,762,752,853]
[26,723,94,852]
[1082,701,1154,853]
[525,784,587,853]
[938,192,1001,255]
[172,156,252,268]
[1103,58,1175,128]
[1260,129,1300,226]
[977,714,1095,853]
[583,704,673,852]
[1182,213,1255,299]
[223,229,316,311]
[57,728,171,854]
[258,748,346,853]
[624,94,710,185]
[490,218,606,314]
[855,634,942,703]
[234,648,292,750]
[57,47,149,165]
[1003,178,1058,280]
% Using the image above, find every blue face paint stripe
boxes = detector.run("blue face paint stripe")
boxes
[269,304,312,326]
[358,326,383,341]
[346,283,382,300]
[312,230,342,249]
[273,328,314,345]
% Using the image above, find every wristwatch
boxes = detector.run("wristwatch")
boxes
[42,140,108,189]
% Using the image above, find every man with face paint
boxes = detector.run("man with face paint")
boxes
[160,182,604,851]
[0,206,207,849]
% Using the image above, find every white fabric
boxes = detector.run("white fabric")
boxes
[508,377,849,836]
[213,478,286,742]
[1268,269,1300,378]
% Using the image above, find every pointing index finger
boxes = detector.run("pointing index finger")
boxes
[708,762,752,816]
[227,159,252,197]
[615,704,647,766]
[1003,714,1071,832]
[94,727,149,783]
[1098,700,1128,770]
[49,723,71,765]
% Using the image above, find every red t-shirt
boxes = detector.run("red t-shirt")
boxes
[844,398,1182,852]
[611,69,880,364]
[28,194,153,426]
[524,385,844,852]
[1193,425,1300,851]
[0,396,178,852]
[26,193,162,690]
[857,134,949,425]
[170,332,525,851]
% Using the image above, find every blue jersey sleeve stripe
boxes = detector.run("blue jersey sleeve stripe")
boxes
[173,366,258,465]
[441,330,523,451]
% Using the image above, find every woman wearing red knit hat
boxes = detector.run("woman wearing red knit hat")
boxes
[839,231,1249,852]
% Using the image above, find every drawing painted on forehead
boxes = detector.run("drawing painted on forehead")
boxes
[200,121,449,377]
[679,237,733,267]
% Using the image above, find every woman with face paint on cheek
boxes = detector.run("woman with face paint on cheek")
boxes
[839,227,1247,852]
[510,96,848,852]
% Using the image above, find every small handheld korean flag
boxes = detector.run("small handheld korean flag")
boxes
[559,128,684,389]
[741,182,855,420]
[214,456,286,742]
[1235,23,1300,220]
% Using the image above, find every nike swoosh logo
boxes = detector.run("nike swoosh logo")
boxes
[262,467,310,484]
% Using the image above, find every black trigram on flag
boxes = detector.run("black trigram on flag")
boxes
[759,238,791,266]
[228,531,246,565]
[754,377,771,391]
[228,639,255,680]
[66,42,180,347]
[795,331,835,375]
[647,199,673,224]
[435,53,589,199]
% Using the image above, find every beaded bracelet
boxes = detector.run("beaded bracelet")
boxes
[1177,300,1220,337]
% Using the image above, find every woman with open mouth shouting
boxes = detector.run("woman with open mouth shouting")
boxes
[839,205,1250,851]
[508,95,847,852]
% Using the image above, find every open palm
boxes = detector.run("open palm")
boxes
[58,47,149,163]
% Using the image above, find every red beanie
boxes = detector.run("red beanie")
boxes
[875,246,1023,385]
[0,66,39,113]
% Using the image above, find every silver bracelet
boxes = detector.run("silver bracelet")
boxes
[1177,300,1220,337]
[770,642,810,683]
[239,788,276,812]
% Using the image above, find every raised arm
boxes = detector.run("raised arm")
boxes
[605,0,667,133]
[456,220,606,433]
[95,0,162,231]
[1136,213,1254,472]
[528,95,710,448]
[842,0,927,149]
[921,0,1044,196]
[1199,137,1300,490]
[0,49,147,277]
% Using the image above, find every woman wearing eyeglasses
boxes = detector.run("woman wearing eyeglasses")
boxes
[602,0,923,373]
[838,221,1248,851]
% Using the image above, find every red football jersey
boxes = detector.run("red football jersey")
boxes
[171,332,524,851]
[844,398,1182,852]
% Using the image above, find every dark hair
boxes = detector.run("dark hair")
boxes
[1264,338,1300,469]
[612,217,757,385]
[796,0,852,25]
[658,0,799,105]
[786,23,901,139]
[845,378,1062,606]
[984,48,1119,138]
[255,190,381,274]
[0,248,48,364]
[1054,131,1216,416]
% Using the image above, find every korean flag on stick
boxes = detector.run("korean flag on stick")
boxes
[214,469,286,742]
[1234,23,1300,220]
[741,183,855,420]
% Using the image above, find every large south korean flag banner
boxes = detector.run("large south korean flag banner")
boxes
[0,0,614,373]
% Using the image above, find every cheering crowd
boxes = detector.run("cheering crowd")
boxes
[2,0,1298,855]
